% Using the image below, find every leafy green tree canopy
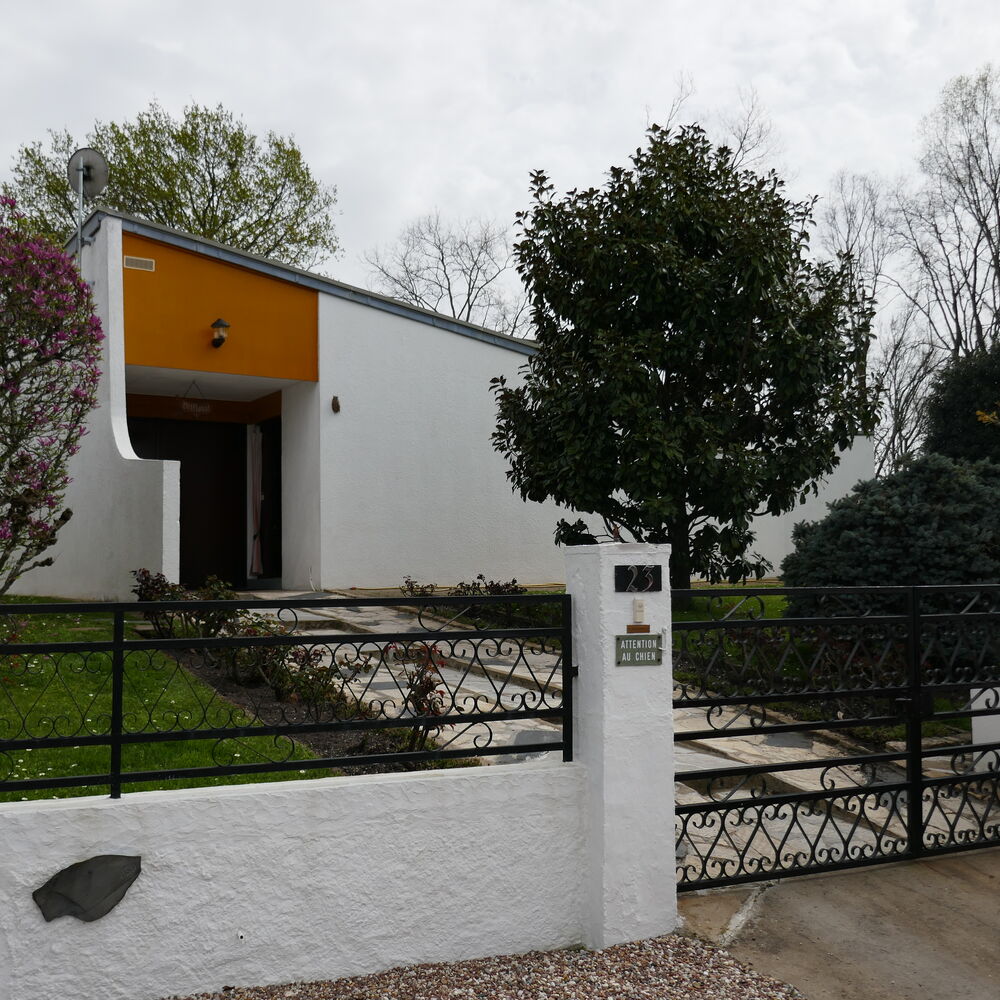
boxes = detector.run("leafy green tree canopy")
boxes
[492,124,877,589]
[923,342,1000,464]
[2,102,338,269]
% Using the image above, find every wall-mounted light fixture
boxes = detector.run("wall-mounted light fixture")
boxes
[211,318,230,348]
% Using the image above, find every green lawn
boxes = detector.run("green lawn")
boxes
[0,596,324,801]
[669,586,970,745]
[671,587,788,623]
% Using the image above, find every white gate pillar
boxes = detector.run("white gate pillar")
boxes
[971,688,1000,750]
[565,542,677,949]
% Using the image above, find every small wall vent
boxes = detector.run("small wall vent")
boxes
[123,256,155,272]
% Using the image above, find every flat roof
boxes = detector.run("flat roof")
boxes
[80,209,536,357]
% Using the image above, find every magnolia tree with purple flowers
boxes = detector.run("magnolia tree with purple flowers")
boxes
[0,197,103,595]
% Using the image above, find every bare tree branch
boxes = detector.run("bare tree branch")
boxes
[868,306,942,475]
[364,211,531,337]
[820,171,893,299]
[718,87,782,170]
[893,65,1000,357]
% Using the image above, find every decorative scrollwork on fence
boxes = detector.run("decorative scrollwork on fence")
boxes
[817,761,901,792]
[702,702,770,732]
[0,650,116,740]
[414,604,472,632]
[676,789,909,888]
[675,584,1000,891]
[922,622,1000,686]
[434,721,496,752]
[942,747,1000,778]
[0,596,570,797]
[923,777,1000,850]
[211,733,298,768]
[699,772,772,802]
[674,618,907,710]
[703,594,768,622]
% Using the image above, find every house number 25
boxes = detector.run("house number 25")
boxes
[614,564,662,593]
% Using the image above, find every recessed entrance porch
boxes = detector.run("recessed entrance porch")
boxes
[125,365,300,589]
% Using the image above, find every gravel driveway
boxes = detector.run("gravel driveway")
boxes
[159,935,803,1000]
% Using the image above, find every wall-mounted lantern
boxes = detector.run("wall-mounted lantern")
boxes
[210,318,230,348]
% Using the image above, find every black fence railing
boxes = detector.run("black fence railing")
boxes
[673,585,1000,891]
[0,594,573,800]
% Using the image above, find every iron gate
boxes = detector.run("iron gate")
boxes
[673,586,1000,891]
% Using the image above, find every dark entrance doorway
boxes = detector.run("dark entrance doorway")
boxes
[252,416,282,584]
[128,417,248,588]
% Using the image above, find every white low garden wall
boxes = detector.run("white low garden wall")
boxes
[0,765,586,1000]
[0,544,678,1000]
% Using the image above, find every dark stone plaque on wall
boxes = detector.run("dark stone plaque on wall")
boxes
[33,855,141,922]
[614,564,662,592]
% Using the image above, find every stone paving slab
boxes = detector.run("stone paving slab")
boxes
[250,591,995,862]
[249,591,564,762]
[250,590,566,694]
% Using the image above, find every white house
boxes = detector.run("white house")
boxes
[11,210,873,601]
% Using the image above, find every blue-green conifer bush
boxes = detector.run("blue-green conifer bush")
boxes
[781,454,1000,615]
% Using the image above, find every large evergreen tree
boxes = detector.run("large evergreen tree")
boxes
[492,125,877,589]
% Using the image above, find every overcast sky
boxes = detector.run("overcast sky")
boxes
[3,0,1000,286]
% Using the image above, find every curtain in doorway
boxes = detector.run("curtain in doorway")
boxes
[249,424,264,577]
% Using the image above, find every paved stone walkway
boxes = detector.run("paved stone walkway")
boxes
[249,591,566,761]
[249,591,993,870]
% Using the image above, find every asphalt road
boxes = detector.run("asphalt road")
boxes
[679,847,1000,1000]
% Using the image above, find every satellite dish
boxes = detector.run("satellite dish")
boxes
[66,148,109,200]
[67,148,109,255]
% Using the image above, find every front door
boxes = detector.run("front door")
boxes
[128,417,248,588]
[256,416,282,581]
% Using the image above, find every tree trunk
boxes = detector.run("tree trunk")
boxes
[669,518,693,609]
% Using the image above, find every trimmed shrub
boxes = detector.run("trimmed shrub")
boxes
[130,569,238,638]
[449,574,526,597]
[780,454,1000,589]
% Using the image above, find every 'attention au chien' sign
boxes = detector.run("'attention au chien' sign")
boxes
[614,634,663,667]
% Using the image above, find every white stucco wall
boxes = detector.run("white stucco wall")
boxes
[750,435,875,577]
[305,294,875,590]
[972,689,1000,749]
[281,380,324,590]
[8,213,872,598]
[11,218,179,601]
[306,296,568,590]
[0,764,587,1000]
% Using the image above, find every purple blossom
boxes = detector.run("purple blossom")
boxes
[0,197,102,594]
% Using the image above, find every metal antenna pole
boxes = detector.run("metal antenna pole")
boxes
[76,164,86,257]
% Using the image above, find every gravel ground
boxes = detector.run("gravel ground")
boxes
[159,935,803,1000]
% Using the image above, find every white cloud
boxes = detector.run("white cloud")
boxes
[3,0,1000,284]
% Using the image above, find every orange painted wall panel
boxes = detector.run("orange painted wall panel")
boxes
[122,233,318,381]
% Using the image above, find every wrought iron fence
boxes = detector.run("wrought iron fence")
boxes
[674,585,1000,891]
[0,594,573,800]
